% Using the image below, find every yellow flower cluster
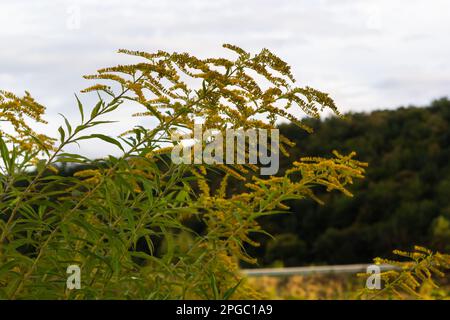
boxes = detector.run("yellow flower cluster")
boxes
[82,44,342,181]
[358,246,450,299]
[74,169,102,185]
[0,90,54,153]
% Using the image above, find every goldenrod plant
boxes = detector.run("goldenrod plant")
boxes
[0,44,368,299]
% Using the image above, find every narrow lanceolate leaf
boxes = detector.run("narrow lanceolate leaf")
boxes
[58,113,72,136]
[58,126,65,143]
[0,136,11,170]
[75,94,84,123]
[90,100,103,118]
[76,134,124,151]
[223,280,242,300]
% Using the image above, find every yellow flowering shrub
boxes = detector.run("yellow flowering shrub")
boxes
[0,45,367,299]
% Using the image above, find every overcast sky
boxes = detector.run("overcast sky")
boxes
[1,0,449,156]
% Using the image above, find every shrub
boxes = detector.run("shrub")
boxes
[0,44,366,299]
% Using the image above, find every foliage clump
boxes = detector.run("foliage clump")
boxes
[0,45,366,299]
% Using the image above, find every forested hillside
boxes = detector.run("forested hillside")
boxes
[245,98,450,267]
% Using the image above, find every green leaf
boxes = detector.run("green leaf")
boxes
[75,94,84,123]
[223,279,242,300]
[210,273,219,300]
[59,113,72,136]
[91,100,103,118]
[76,134,124,151]
[58,126,65,143]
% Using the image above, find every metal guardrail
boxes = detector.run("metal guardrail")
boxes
[242,264,397,277]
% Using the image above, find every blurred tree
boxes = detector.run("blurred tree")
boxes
[245,98,450,266]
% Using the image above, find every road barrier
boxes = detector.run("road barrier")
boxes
[242,264,397,277]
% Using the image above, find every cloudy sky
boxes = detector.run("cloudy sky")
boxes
[1,0,449,156]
